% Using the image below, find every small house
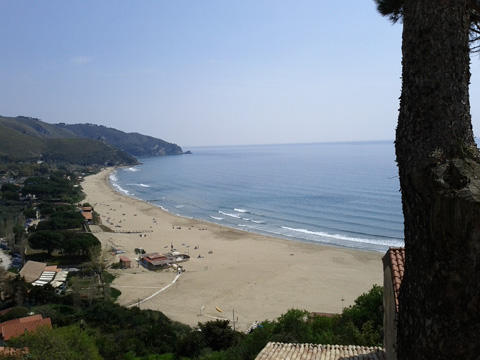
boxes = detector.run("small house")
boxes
[81,206,93,223]
[119,256,132,268]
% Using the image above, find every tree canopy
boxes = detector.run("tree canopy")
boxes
[374,0,480,51]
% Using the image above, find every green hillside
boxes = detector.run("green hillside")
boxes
[0,116,184,158]
[0,116,137,166]
[0,122,45,160]
[0,116,77,138]
[59,123,183,156]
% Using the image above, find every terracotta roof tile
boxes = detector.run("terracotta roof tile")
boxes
[44,265,58,272]
[255,342,386,360]
[385,247,405,312]
[1,318,52,340]
[0,315,42,328]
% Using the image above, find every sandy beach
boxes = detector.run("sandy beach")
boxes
[82,168,384,331]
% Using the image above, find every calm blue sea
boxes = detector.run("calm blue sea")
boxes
[109,142,404,252]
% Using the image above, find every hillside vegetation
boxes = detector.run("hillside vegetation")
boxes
[0,116,184,166]
[60,123,183,157]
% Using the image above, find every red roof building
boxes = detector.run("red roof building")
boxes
[81,206,93,221]
[0,315,52,341]
[119,256,132,268]
[139,252,190,270]
[139,253,169,270]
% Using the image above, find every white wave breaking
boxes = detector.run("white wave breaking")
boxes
[281,226,404,248]
[219,211,241,219]
[210,216,223,220]
[112,183,131,196]
[250,219,265,224]
[109,172,131,195]
[126,183,151,188]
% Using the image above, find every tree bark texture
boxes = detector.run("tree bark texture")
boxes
[396,0,480,358]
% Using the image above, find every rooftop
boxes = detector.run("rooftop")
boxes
[0,315,52,341]
[385,247,405,312]
[255,342,386,360]
[19,260,46,283]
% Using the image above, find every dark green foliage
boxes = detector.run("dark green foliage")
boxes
[0,307,30,322]
[34,303,83,326]
[198,320,242,352]
[272,309,311,343]
[101,271,115,284]
[61,232,100,256]
[22,174,82,202]
[12,224,24,243]
[1,184,19,192]
[218,321,275,360]
[23,207,37,218]
[110,261,123,269]
[0,202,24,238]
[0,183,19,201]
[28,230,63,256]
[109,287,121,301]
[341,284,383,343]
[37,202,55,216]
[374,0,404,23]
[27,283,58,305]
[8,324,103,360]
[0,191,18,201]
[36,211,85,231]
[176,330,206,358]
[83,302,178,358]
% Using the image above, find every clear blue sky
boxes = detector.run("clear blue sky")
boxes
[2,1,480,147]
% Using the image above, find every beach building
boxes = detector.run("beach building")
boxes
[255,343,386,360]
[382,247,405,360]
[19,261,46,283]
[0,314,52,341]
[81,206,93,223]
[139,252,190,270]
[119,256,132,268]
[19,261,69,289]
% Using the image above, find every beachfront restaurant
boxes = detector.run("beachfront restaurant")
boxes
[139,253,172,270]
[139,252,190,270]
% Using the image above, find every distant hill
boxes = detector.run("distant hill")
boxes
[58,123,183,157]
[0,116,182,166]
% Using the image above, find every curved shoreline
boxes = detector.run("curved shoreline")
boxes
[110,166,395,253]
[82,167,384,331]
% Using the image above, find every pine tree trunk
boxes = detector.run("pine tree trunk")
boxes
[396,0,480,358]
